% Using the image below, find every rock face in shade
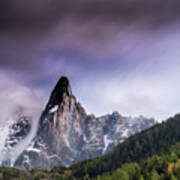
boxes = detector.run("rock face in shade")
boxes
[14,76,157,169]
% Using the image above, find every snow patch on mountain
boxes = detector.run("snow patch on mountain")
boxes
[49,105,59,113]
[103,135,112,153]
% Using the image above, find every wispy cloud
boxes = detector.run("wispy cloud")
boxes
[0,70,44,163]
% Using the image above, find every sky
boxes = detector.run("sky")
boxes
[1,0,180,122]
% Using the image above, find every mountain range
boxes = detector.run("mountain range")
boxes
[1,76,157,169]
[1,104,180,179]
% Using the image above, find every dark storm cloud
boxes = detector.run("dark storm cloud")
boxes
[0,0,180,78]
[1,0,180,32]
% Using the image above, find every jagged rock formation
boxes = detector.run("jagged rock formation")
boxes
[14,76,157,169]
[5,116,32,148]
[1,116,32,166]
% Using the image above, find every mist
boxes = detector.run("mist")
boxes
[0,70,44,164]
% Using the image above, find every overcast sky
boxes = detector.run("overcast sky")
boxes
[1,0,180,121]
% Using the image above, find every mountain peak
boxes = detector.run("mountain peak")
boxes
[14,77,157,170]
[46,76,72,110]
[56,76,69,89]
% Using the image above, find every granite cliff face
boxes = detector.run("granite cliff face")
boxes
[14,77,156,169]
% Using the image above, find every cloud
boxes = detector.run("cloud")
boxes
[0,0,180,122]
[0,70,44,164]
[1,0,180,74]
[1,0,180,32]
[76,66,180,121]
[73,29,180,121]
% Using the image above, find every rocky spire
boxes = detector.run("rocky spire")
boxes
[45,76,72,111]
